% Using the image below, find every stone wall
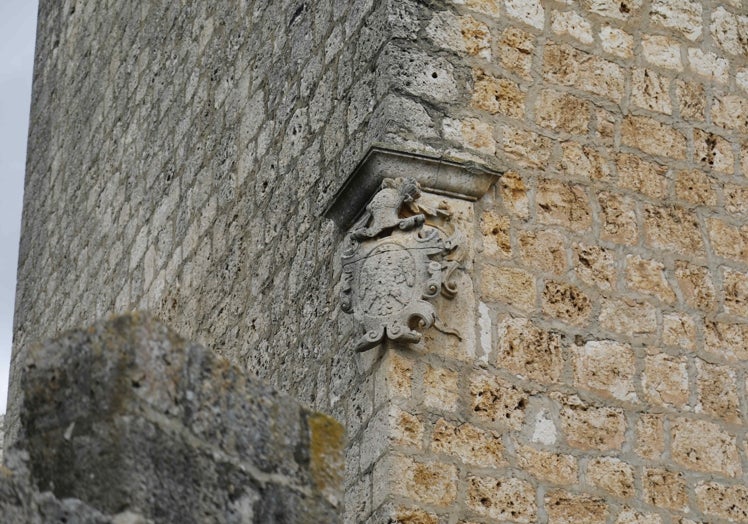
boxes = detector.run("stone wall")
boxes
[11,0,748,523]
[357,0,748,522]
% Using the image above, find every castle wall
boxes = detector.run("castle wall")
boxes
[11,0,748,522]
[358,1,748,522]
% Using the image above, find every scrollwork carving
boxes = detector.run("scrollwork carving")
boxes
[341,177,463,352]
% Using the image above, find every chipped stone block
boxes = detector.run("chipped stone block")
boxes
[671,418,741,477]
[573,341,636,402]
[467,476,537,522]
[431,419,505,468]
[586,457,635,499]
[621,115,687,159]
[470,372,528,430]
[481,265,537,311]
[544,43,625,101]
[650,0,702,40]
[536,180,592,231]
[543,281,592,326]
[545,491,609,524]
[642,353,689,408]
[625,255,675,303]
[643,468,689,511]
[535,89,590,135]
[496,317,564,384]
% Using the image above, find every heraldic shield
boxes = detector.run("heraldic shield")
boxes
[340,177,461,352]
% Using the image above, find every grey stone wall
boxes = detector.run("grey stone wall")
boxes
[3,313,343,523]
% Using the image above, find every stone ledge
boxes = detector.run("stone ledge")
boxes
[324,146,502,229]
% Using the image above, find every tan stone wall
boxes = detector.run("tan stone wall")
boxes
[360,0,748,522]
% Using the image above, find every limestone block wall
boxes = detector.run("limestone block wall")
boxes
[354,0,748,523]
[11,0,748,522]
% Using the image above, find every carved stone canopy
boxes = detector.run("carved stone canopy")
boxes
[324,147,502,230]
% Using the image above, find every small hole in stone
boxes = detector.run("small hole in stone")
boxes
[431,72,438,78]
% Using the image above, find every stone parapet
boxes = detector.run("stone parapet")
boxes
[4,314,343,523]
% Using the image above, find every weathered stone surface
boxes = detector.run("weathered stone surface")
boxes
[556,394,626,451]
[544,43,625,101]
[643,468,688,511]
[545,491,609,524]
[671,418,741,477]
[11,314,343,523]
[467,476,536,522]
[586,457,635,499]
[496,317,563,384]
[573,341,636,402]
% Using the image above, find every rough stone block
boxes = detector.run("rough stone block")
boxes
[694,129,734,174]
[675,261,716,311]
[470,372,528,430]
[542,281,592,326]
[544,43,625,101]
[551,10,593,44]
[644,204,704,256]
[650,0,702,40]
[676,80,705,121]
[696,359,741,423]
[641,34,682,70]
[642,353,689,408]
[480,265,537,311]
[515,443,578,485]
[599,25,633,58]
[480,211,511,259]
[499,27,535,79]
[431,419,505,468]
[599,192,638,245]
[625,255,675,303]
[586,457,635,499]
[621,116,687,159]
[377,455,457,508]
[599,298,657,337]
[704,320,748,361]
[498,171,530,218]
[556,394,626,451]
[496,317,564,384]
[723,267,748,318]
[710,6,748,57]
[467,476,536,522]
[580,0,642,20]
[707,218,748,263]
[558,142,612,182]
[573,341,637,402]
[643,468,688,511]
[472,70,525,119]
[616,153,668,199]
[675,169,717,206]
[574,243,617,290]
[671,418,741,477]
[662,312,697,350]
[501,127,553,168]
[535,89,590,135]
[545,491,609,524]
[13,314,344,522]
[636,414,665,460]
[711,94,748,134]
[631,68,671,114]
[696,482,748,522]
[536,180,592,231]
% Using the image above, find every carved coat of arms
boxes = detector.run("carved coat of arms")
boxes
[341,177,461,352]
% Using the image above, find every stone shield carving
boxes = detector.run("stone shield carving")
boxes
[341,177,461,352]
